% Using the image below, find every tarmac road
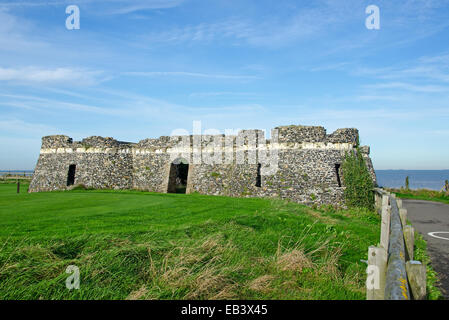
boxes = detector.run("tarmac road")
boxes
[403,199,449,299]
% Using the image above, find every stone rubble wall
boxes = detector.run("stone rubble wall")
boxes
[29,125,377,206]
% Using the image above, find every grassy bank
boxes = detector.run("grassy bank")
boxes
[0,182,383,300]
[414,233,444,300]
[390,188,449,205]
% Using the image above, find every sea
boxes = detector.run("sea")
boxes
[1,169,448,191]
[375,170,449,191]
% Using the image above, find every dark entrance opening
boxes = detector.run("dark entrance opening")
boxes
[255,163,262,187]
[335,164,342,187]
[167,159,189,194]
[67,164,76,186]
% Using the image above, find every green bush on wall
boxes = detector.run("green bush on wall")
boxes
[341,148,374,210]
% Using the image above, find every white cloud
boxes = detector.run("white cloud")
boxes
[364,82,449,93]
[105,0,184,15]
[142,2,358,48]
[189,92,257,98]
[0,92,120,115]
[0,118,56,135]
[0,66,105,85]
[355,95,403,102]
[355,51,449,83]
[0,8,48,51]
[122,71,261,80]
[0,0,185,14]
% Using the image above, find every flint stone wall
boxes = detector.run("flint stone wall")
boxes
[29,125,377,206]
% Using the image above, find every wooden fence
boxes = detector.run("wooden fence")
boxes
[0,171,33,180]
[366,188,427,300]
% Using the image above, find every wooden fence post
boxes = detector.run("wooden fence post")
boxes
[403,225,415,261]
[382,194,389,207]
[406,261,426,300]
[399,208,408,227]
[367,246,387,300]
[375,192,381,214]
[380,205,391,253]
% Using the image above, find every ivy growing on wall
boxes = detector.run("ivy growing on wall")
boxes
[341,148,374,210]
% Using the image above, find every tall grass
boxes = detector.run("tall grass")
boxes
[0,184,380,299]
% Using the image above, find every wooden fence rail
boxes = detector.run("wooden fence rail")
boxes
[367,188,426,300]
[0,171,34,179]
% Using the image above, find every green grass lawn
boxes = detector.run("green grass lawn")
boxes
[0,183,381,300]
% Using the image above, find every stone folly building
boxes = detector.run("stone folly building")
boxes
[29,125,377,206]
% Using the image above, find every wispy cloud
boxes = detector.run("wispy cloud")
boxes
[427,129,449,136]
[189,92,257,98]
[0,8,48,51]
[355,95,403,102]
[355,52,449,83]
[122,71,261,80]
[0,118,56,135]
[0,0,185,14]
[0,0,184,15]
[0,93,112,115]
[0,66,106,85]
[105,0,184,15]
[0,89,264,120]
[364,82,449,93]
[144,19,254,44]
[142,2,358,48]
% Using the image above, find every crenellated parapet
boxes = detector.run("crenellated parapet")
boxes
[41,135,133,151]
[275,125,359,145]
[42,135,73,149]
[275,125,327,143]
[327,128,359,145]
[40,125,359,153]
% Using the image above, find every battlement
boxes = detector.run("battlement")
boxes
[274,125,359,145]
[42,135,73,148]
[41,125,359,151]
[42,135,133,150]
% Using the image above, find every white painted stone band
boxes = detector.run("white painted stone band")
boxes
[40,142,354,155]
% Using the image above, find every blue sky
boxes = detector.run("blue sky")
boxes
[1,0,449,170]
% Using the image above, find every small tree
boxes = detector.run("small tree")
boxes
[445,180,449,194]
[341,148,374,210]
[405,176,410,190]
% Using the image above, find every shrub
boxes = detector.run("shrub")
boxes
[341,148,374,210]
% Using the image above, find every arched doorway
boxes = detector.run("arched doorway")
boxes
[167,158,189,194]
